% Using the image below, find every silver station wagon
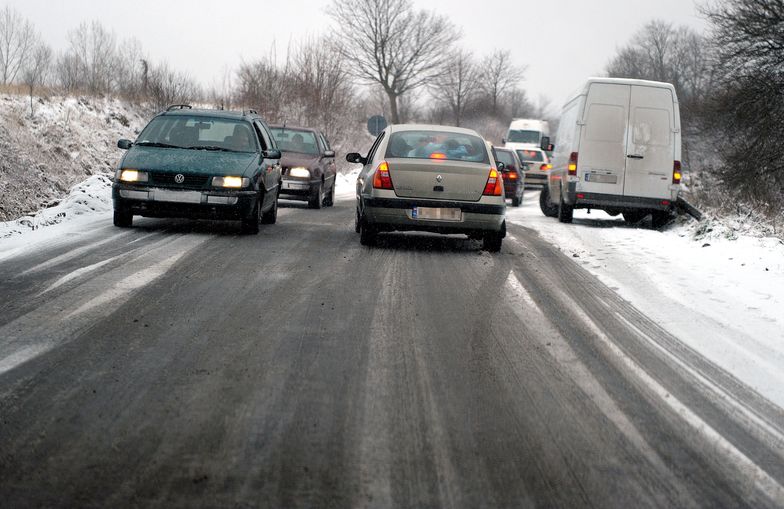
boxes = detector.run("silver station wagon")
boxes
[347,124,507,251]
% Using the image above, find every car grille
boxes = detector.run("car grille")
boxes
[149,172,211,189]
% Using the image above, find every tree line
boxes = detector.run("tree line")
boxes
[606,0,784,214]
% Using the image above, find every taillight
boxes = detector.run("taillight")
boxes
[483,168,503,196]
[568,152,578,176]
[372,161,394,190]
[507,172,518,180]
[673,161,682,184]
[430,153,447,160]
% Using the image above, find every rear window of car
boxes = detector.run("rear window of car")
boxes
[517,149,544,162]
[385,130,489,164]
[138,116,258,152]
[270,128,320,156]
[495,150,515,167]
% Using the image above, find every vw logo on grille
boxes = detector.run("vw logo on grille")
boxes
[174,174,186,184]
[436,174,443,183]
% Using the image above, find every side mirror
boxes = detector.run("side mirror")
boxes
[497,161,506,171]
[346,152,367,165]
[263,149,282,159]
[540,137,554,152]
[118,139,133,150]
[323,150,336,158]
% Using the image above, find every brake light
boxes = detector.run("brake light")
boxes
[430,152,447,160]
[372,161,394,190]
[673,161,682,184]
[483,168,504,196]
[507,172,518,180]
[568,152,578,176]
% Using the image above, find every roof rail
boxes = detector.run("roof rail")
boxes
[244,109,258,116]
[167,104,193,111]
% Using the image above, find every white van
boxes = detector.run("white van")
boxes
[541,78,682,228]
[504,119,550,151]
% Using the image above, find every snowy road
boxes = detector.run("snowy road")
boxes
[1,192,784,507]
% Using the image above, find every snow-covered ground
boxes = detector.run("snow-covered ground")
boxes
[508,191,784,408]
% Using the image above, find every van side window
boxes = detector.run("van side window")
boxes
[632,108,671,147]
[585,104,626,143]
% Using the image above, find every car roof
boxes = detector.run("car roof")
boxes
[158,108,258,121]
[269,125,319,133]
[389,124,482,137]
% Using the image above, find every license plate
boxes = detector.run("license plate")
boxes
[153,189,202,204]
[585,173,618,184]
[413,207,462,221]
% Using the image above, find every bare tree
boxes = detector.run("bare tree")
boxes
[21,39,52,117]
[482,50,526,115]
[67,21,119,95]
[432,49,480,127]
[329,0,460,123]
[146,62,200,113]
[0,6,35,85]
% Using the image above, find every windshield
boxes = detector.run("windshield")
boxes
[385,130,489,164]
[270,128,320,156]
[507,129,541,144]
[137,116,258,152]
[517,149,545,162]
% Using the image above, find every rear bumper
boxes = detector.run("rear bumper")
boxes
[570,190,676,212]
[524,173,547,186]
[363,197,505,234]
[112,184,256,220]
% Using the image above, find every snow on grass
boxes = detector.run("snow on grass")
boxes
[508,191,784,408]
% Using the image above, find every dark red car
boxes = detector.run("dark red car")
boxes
[270,125,337,209]
[493,147,527,207]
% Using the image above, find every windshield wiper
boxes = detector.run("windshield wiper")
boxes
[184,145,237,152]
[136,141,180,149]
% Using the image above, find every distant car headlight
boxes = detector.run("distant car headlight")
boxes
[119,169,148,183]
[212,176,249,188]
[288,167,311,178]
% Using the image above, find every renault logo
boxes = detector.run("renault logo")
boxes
[174,174,185,184]
[436,175,443,183]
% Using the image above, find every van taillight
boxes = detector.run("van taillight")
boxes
[673,161,682,184]
[568,152,578,176]
[372,161,394,190]
[483,168,503,196]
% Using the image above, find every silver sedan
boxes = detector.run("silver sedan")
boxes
[346,124,507,251]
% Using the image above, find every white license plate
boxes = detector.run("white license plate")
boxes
[413,207,462,221]
[585,173,618,184]
[153,189,203,204]
[283,181,309,190]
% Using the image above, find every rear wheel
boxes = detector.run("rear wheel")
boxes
[261,194,278,224]
[241,197,261,234]
[623,211,647,224]
[651,211,672,229]
[512,194,522,207]
[113,208,132,228]
[558,188,574,223]
[483,231,503,252]
[309,182,324,209]
[354,207,361,233]
[359,217,377,246]
[539,186,558,217]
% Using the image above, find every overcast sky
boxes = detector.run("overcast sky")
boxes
[5,0,706,112]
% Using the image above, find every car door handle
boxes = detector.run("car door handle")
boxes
[627,154,644,160]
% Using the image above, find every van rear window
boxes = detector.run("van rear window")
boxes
[385,130,489,164]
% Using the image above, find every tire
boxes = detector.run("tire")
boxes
[309,182,324,209]
[324,182,335,207]
[261,193,278,224]
[113,208,132,228]
[539,186,558,217]
[558,188,574,223]
[512,194,522,207]
[651,211,671,229]
[359,217,377,246]
[623,211,647,224]
[354,207,361,233]
[482,231,503,252]
[241,197,261,234]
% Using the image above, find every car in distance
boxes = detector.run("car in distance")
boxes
[348,124,507,252]
[503,118,550,151]
[516,148,552,188]
[269,125,337,209]
[492,146,526,207]
[542,77,682,228]
[112,105,282,234]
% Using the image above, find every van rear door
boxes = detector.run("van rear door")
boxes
[623,86,675,199]
[579,83,629,197]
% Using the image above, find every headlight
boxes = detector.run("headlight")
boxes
[289,167,311,178]
[119,169,148,183]
[212,176,249,188]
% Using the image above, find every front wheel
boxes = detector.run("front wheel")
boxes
[539,187,558,217]
[241,197,261,234]
[113,208,133,228]
[309,182,324,209]
[261,194,278,224]
[324,182,335,207]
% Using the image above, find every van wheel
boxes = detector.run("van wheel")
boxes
[558,189,574,223]
[651,211,672,229]
[113,208,133,228]
[539,187,558,217]
[623,211,646,224]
